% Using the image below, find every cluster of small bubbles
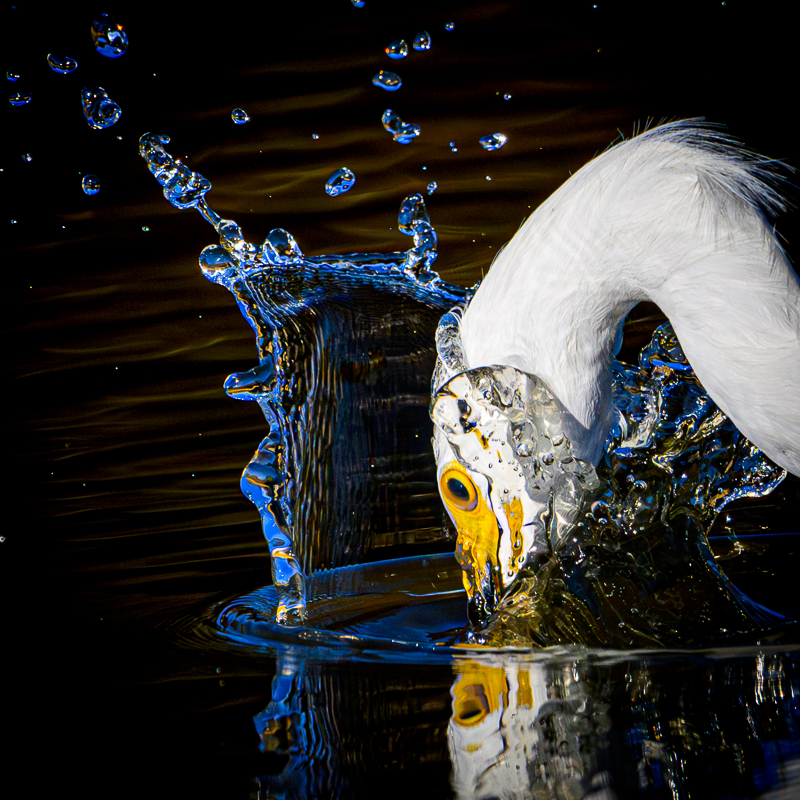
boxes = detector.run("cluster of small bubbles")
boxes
[381,109,420,144]
[385,39,408,59]
[22,153,32,162]
[445,22,455,31]
[312,133,319,140]
[9,91,31,106]
[91,14,129,58]
[7,71,20,81]
[47,53,78,74]
[325,167,356,196]
[82,174,100,195]
[480,133,508,150]
[231,108,250,124]
[372,70,402,91]
[426,181,437,194]
[413,30,432,50]
[81,86,121,129]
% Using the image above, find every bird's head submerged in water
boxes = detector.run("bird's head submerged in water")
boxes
[430,312,600,624]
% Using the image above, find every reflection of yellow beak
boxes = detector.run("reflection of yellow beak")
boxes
[451,664,509,728]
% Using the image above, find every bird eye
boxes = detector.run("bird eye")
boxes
[440,467,479,511]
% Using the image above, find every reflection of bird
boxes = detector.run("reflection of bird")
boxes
[431,121,800,617]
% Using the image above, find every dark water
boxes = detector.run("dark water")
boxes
[6,2,799,798]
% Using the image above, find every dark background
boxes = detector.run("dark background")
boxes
[5,2,798,797]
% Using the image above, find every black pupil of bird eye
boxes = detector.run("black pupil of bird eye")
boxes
[447,477,471,502]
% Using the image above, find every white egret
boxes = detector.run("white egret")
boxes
[431,121,799,625]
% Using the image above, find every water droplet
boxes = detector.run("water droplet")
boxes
[9,91,31,106]
[263,228,303,265]
[426,181,437,195]
[7,72,20,82]
[231,108,249,124]
[91,14,129,58]
[351,0,365,5]
[141,226,150,232]
[81,86,121,129]
[633,480,648,491]
[381,109,420,144]
[504,93,512,100]
[82,174,100,195]
[449,141,457,152]
[445,22,455,31]
[551,433,564,447]
[385,39,408,59]
[479,133,508,150]
[541,452,555,466]
[325,167,355,196]
[516,439,534,457]
[47,53,78,74]
[372,70,402,91]
[312,133,319,140]
[413,30,431,50]
[485,175,491,181]
[22,153,32,162]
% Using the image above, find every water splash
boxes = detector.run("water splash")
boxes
[431,318,788,646]
[139,133,468,622]
[479,133,507,150]
[81,87,121,129]
[91,14,129,58]
[140,133,792,646]
[47,53,78,74]
[413,31,432,51]
[381,109,420,144]
[385,40,408,59]
[325,167,356,196]
[372,70,402,91]
[9,91,31,106]
[231,108,249,124]
[82,174,100,195]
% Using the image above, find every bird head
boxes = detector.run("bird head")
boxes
[431,313,599,624]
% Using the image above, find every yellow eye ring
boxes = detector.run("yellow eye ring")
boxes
[440,466,480,511]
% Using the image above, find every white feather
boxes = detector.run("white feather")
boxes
[460,121,800,474]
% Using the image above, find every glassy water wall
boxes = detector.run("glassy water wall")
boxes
[7,2,799,799]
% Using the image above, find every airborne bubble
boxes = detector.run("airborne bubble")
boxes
[381,109,420,144]
[372,70,402,91]
[81,86,121,129]
[47,53,78,74]
[91,14,129,58]
[413,31,431,50]
[480,133,508,150]
[231,108,250,124]
[325,167,356,196]
[385,40,408,59]
[82,174,100,195]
